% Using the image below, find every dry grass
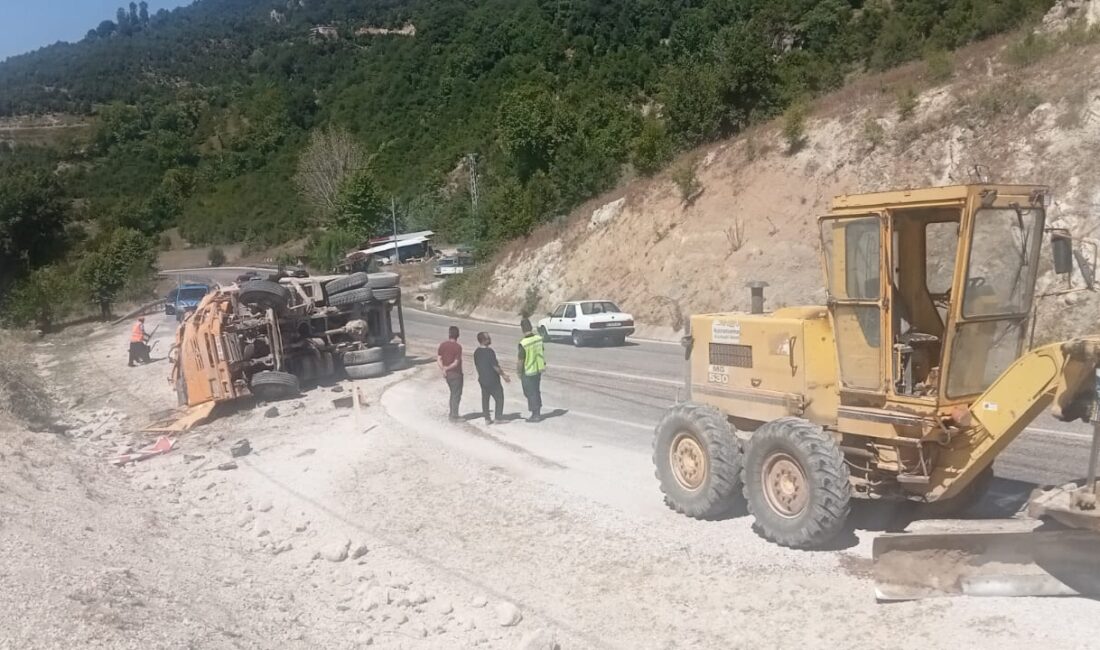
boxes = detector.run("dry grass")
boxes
[0,333,56,431]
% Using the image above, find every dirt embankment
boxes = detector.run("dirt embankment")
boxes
[475,25,1100,342]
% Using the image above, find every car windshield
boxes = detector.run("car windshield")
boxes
[580,301,621,315]
[178,288,207,301]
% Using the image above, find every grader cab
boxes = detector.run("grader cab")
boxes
[654,184,1100,585]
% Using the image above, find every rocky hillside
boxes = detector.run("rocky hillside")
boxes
[473,8,1100,342]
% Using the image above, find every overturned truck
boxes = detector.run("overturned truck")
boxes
[169,271,406,406]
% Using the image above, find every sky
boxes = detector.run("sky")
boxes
[0,0,191,61]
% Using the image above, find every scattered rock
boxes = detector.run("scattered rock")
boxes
[257,499,274,513]
[183,453,205,463]
[406,590,427,606]
[332,396,354,409]
[264,406,279,418]
[272,541,293,555]
[351,544,369,560]
[363,587,391,610]
[331,385,345,393]
[471,596,488,608]
[295,448,316,458]
[433,601,453,616]
[230,439,252,457]
[588,196,626,230]
[319,538,350,562]
[394,613,409,626]
[217,461,238,471]
[237,514,255,528]
[518,629,560,650]
[495,601,522,627]
[294,520,309,533]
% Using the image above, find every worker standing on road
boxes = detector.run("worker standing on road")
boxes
[517,318,546,423]
[474,331,509,425]
[437,326,464,421]
[128,316,150,367]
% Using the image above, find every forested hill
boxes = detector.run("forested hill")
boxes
[0,0,1055,326]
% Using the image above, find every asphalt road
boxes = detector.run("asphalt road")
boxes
[160,266,1097,493]
[401,306,1098,494]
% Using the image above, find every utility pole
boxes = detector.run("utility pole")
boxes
[466,153,479,218]
[391,197,399,265]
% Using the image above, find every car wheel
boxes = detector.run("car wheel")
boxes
[612,333,628,346]
[538,325,550,341]
[571,330,585,347]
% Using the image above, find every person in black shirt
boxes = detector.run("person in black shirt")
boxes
[473,331,509,424]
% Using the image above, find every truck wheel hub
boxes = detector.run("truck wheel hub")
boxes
[670,433,707,491]
[763,453,808,517]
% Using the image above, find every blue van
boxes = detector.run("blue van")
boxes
[165,284,210,319]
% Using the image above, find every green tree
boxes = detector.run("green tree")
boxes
[497,85,560,181]
[334,171,386,239]
[79,228,155,319]
[308,229,360,271]
[632,116,673,175]
[661,63,722,145]
[0,168,68,280]
[3,264,83,331]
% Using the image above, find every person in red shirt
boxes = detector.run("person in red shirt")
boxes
[437,326,463,420]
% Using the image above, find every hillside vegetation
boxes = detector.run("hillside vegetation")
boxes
[474,15,1100,343]
[0,0,1057,325]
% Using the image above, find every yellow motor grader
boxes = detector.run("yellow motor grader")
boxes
[653,183,1100,598]
[169,271,407,409]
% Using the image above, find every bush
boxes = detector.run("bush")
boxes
[1004,33,1057,67]
[2,264,83,331]
[863,118,886,151]
[671,157,702,203]
[632,116,673,176]
[924,50,954,82]
[307,229,359,271]
[974,86,1042,119]
[896,87,918,121]
[439,265,493,308]
[208,246,226,267]
[520,284,540,319]
[781,102,808,153]
[158,233,173,251]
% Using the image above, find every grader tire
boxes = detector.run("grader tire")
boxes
[918,466,994,518]
[653,403,743,519]
[742,417,851,549]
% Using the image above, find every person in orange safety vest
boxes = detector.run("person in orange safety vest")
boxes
[128,317,150,367]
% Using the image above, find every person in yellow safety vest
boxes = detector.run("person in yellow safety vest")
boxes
[517,318,546,423]
[128,316,150,367]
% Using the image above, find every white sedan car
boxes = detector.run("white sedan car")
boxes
[537,300,635,346]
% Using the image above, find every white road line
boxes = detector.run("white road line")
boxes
[564,410,654,431]
[549,365,682,387]
[1023,426,1092,440]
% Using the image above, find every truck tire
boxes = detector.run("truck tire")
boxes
[918,466,994,518]
[250,370,300,401]
[384,343,407,369]
[343,346,384,366]
[372,286,400,301]
[325,272,369,295]
[368,272,399,288]
[329,287,374,308]
[345,361,386,380]
[239,281,291,315]
[742,417,851,549]
[653,403,743,519]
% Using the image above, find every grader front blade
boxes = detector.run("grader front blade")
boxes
[873,517,1100,600]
